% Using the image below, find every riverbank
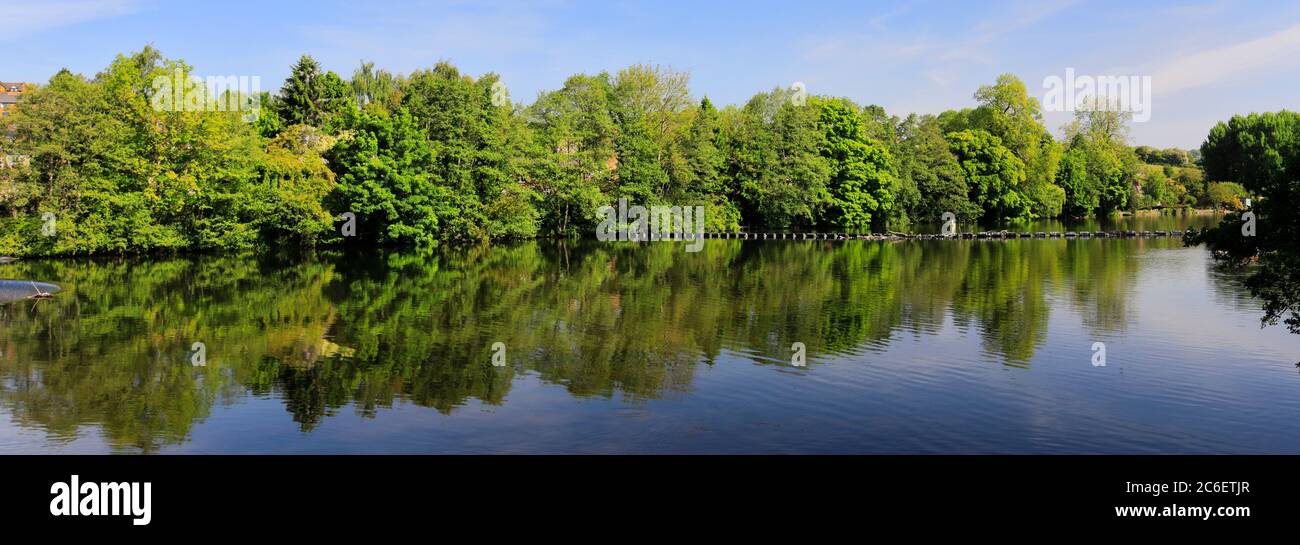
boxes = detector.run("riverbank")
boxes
[0,209,1233,259]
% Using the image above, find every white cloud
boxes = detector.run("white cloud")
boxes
[0,0,139,40]
[1151,22,1300,95]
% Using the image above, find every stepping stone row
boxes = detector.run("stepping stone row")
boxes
[696,230,1185,240]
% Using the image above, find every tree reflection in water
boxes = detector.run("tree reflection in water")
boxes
[0,238,1185,451]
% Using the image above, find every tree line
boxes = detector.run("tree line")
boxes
[0,47,1244,256]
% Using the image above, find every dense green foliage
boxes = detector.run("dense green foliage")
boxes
[0,52,267,255]
[1187,111,1300,334]
[0,48,1223,256]
[1134,145,1193,167]
[946,129,1031,221]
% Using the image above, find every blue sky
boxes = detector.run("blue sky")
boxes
[3,0,1299,148]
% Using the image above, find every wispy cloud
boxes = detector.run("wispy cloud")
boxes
[304,10,549,59]
[292,2,558,78]
[949,0,1079,62]
[1158,0,1230,19]
[1151,22,1300,95]
[0,0,139,41]
[971,0,1080,36]
[803,0,1078,69]
[865,0,925,30]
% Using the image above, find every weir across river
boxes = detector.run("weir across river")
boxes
[0,279,61,304]
[697,230,1186,241]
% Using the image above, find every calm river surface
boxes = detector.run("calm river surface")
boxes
[2,213,1298,453]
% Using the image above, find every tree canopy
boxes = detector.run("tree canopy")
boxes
[1187,111,1300,334]
[0,51,1226,257]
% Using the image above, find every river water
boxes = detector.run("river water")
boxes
[2,213,1298,453]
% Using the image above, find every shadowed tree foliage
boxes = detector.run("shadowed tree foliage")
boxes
[1187,111,1300,335]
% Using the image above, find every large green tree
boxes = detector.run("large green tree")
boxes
[682,97,741,231]
[946,129,1031,222]
[526,73,617,236]
[725,88,830,230]
[326,108,450,248]
[1057,100,1140,215]
[276,55,353,130]
[252,125,337,246]
[813,97,896,231]
[969,74,1064,218]
[896,114,981,224]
